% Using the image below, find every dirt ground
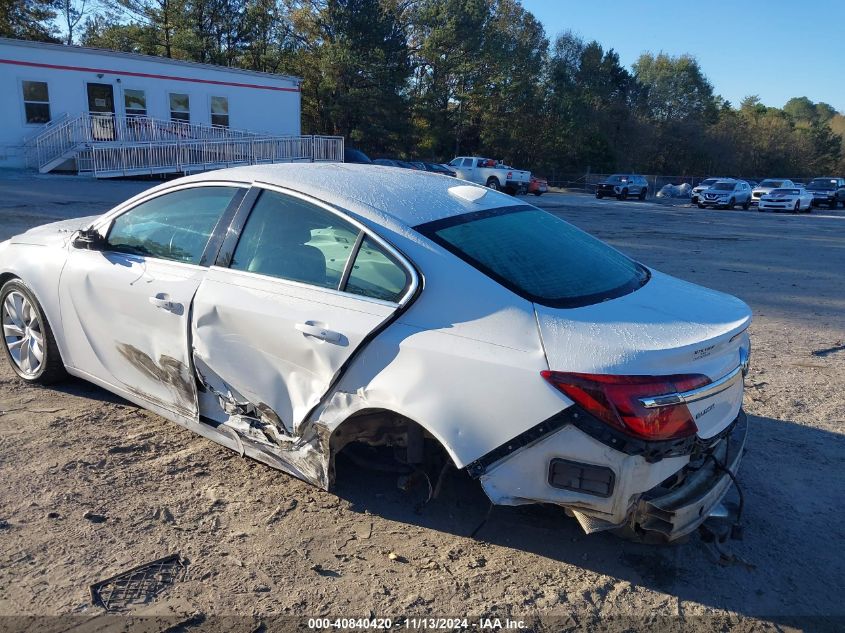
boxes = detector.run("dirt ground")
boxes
[0,173,843,632]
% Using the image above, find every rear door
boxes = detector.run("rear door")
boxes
[191,185,419,435]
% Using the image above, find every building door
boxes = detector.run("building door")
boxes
[87,83,116,141]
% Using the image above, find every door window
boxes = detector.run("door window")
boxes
[170,93,190,122]
[345,236,409,303]
[87,83,115,114]
[462,158,473,167]
[231,190,359,289]
[107,187,239,265]
[21,81,50,123]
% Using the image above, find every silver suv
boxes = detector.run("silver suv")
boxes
[692,177,734,204]
[698,180,753,210]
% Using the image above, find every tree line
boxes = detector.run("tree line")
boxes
[3,0,844,178]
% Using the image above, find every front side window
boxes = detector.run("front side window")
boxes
[107,187,239,264]
[231,190,358,289]
[211,96,229,127]
[345,236,409,302]
[461,158,473,167]
[417,206,649,308]
[22,81,50,124]
[124,89,147,117]
[169,93,190,122]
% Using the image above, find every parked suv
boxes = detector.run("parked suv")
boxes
[805,177,845,208]
[595,174,648,200]
[691,178,733,204]
[751,179,795,206]
[698,180,752,210]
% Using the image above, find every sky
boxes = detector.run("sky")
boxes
[521,0,845,112]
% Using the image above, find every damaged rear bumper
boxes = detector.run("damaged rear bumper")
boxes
[473,406,747,542]
[627,410,747,541]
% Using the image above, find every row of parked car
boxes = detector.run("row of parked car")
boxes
[596,173,845,213]
[691,177,845,213]
[344,148,549,196]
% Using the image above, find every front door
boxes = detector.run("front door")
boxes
[86,82,116,140]
[58,185,244,418]
[191,187,416,436]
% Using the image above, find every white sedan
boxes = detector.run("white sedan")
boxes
[0,164,752,542]
[758,187,815,213]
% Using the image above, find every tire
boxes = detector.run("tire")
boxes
[727,197,736,210]
[793,200,800,214]
[638,188,647,201]
[533,191,542,196]
[742,198,750,210]
[618,188,628,201]
[1,279,66,385]
[485,177,500,191]
[831,200,839,209]
[698,202,705,209]
[596,192,604,199]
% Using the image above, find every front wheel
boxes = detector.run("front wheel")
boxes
[596,192,603,199]
[533,191,542,196]
[793,200,800,214]
[617,188,628,201]
[1,279,67,384]
[638,188,647,201]
[486,177,500,191]
[698,202,705,209]
[727,197,736,210]
[742,199,750,210]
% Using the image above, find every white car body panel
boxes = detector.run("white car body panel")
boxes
[0,164,754,541]
[535,270,750,439]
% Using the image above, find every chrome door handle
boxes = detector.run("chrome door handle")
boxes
[149,294,182,314]
[295,322,342,343]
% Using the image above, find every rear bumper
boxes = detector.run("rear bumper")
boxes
[628,410,747,541]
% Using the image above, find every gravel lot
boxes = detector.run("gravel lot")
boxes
[0,174,843,632]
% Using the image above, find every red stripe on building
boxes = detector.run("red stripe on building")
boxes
[0,58,300,92]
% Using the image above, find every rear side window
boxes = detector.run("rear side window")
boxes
[417,206,649,308]
[231,190,358,289]
[107,186,239,264]
[345,236,409,303]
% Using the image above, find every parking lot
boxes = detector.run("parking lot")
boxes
[0,174,843,631]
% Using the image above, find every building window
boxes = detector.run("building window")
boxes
[22,81,50,124]
[169,93,190,122]
[211,96,229,128]
[124,89,147,117]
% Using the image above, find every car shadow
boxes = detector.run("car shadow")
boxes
[334,413,845,626]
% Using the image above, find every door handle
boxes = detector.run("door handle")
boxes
[149,294,182,314]
[295,322,342,343]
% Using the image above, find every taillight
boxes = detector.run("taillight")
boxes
[541,371,711,441]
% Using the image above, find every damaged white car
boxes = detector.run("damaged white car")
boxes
[0,164,751,542]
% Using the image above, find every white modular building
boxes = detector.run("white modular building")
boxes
[0,37,342,177]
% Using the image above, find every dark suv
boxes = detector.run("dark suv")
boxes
[806,177,845,208]
[595,174,648,200]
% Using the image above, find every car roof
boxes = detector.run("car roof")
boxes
[164,163,515,230]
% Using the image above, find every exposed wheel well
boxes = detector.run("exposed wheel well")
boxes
[328,409,455,485]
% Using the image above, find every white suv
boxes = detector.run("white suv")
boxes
[698,180,753,210]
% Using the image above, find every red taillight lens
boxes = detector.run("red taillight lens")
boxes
[541,371,711,441]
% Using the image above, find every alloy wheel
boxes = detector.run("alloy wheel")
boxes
[3,290,44,377]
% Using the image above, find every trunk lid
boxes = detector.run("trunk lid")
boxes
[535,270,751,439]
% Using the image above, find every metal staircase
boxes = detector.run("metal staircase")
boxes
[24,113,344,178]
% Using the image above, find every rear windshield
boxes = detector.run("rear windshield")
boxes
[416,206,649,308]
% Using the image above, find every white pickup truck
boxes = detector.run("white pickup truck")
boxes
[447,157,531,195]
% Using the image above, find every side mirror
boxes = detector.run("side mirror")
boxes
[72,228,106,251]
